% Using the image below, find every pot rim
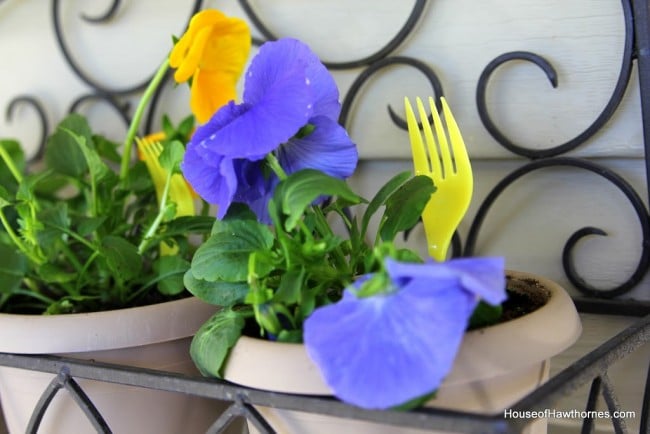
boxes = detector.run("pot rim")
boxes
[0,296,217,354]
[223,270,582,394]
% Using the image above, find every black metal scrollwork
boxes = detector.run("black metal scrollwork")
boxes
[5,95,48,161]
[469,0,648,296]
[464,157,650,298]
[239,0,428,69]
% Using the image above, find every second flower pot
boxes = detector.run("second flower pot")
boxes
[222,270,582,434]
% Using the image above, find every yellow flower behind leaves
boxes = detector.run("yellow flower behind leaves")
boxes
[169,9,251,124]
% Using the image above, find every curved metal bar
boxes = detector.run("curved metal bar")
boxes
[238,0,428,69]
[80,0,121,23]
[6,95,49,161]
[464,157,650,298]
[26,368,111,434]
[339,56,443,130]
[68,93,132,130]
[476,0,635,159]
[51,0,153,96]
[143,0,204,133]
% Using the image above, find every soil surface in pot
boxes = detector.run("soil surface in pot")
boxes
[500,275,551,322]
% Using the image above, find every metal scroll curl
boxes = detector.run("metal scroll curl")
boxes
[464,157,650,298]
[5,95,49,162]
[476,0,634,158]
[339,56,443,130]
[239,0,428,69]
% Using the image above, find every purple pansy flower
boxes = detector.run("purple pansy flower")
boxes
[303,257,506,410]
[181,38,358,222]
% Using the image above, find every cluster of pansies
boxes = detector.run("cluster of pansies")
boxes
[169,9,506,410]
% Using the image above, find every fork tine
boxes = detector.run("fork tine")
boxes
[440,97,472,176]
[404,97,429,175]
[427,96,453,178]
[415,97,442,178]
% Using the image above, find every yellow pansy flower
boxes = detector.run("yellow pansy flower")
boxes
[169,9,251,124]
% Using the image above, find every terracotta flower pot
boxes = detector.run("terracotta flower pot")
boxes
[223,271,582,434]
[0,297,236,434]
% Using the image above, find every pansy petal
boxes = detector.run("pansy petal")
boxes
[196,68,312,158]
[441,257,506,305]
[277,116,357,179]
[173,26,212,83]
[244,38,340,121]
[191,70,238,124]
[181,143,235,218]
[304,276,476,409]
[199,18,251,74]
[385,258,506,305]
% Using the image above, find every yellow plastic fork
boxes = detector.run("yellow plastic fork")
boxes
[404,96,473,261]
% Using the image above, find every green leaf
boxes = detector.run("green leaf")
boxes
[468,301,503,329]
[0,185,12,207]
[158,140,185,174]
[379,175,435,242]
[44,114,91,177]
[100,236,142,282]
[62,128,113,186]
[274,169,364,231]
[0,139,25,190]
[211,203,257,235]
[36,263,77,284]
[184,269,249,306]
[191,220,274,282]
[273,267,305,304]
[361,171,412,238]
[155,255,190,295]
[190,308,246,378]
[76,216,107,236]
[0,244,26,294]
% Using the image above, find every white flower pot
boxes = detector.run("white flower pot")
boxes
[0,297,239,434]
[223,271,582,434]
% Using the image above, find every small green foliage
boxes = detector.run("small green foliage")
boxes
[190,308,247,377]
[0,113,212,314]
[186,165,438,354]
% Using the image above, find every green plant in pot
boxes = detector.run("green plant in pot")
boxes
[183,36,514,414]
[0,9,254,434]
[0,10,252,315]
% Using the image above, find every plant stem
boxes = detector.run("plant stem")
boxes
[138,170,173,254]
[0,209,44,264]
[120,58,170,180]
[0,144,23,183]
[265,153,287,180]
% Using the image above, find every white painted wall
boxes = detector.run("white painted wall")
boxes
[0,1,647,432]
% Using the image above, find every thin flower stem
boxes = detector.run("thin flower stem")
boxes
[265,153,287,180]
[138,170,173,254]
[120,58,170,180]
[0,145,23,183]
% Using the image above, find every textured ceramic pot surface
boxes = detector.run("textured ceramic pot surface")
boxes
[223,271,582,434]
[0,297,237,434]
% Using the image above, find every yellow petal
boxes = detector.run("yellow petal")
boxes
[199,19,251,74]
[173,26,212,83]
[169,9,227,68]
[191,69,238,123]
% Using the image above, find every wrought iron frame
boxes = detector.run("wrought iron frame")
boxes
[1,0,649,432]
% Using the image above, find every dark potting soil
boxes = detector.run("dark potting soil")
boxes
[500,275,551,322]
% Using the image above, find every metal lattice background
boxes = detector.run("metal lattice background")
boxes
[1,0,649,433]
